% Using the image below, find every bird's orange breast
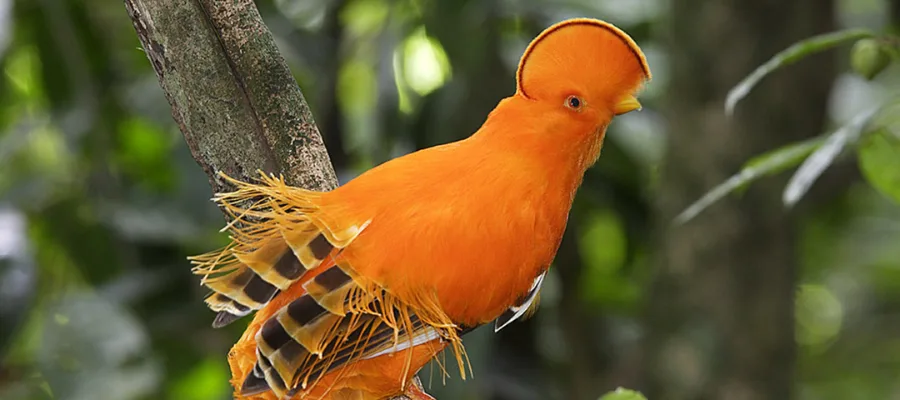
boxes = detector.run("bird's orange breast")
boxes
[315,137,573,327]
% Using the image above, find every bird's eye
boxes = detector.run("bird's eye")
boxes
[565,95,584,111]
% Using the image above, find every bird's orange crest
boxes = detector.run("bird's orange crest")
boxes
[516,18,651,106]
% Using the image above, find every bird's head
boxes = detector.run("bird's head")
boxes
[517,18,650,120]
[498,18,651,169]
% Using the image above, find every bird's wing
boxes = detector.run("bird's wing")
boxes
[239,261,455,398]
[189,172,368,327]
[190,172,466,398]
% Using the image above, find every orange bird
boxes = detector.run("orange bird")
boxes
[190,18,650,400]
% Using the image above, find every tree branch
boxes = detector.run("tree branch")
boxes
[123,1,420,399]
[123,0,336,194]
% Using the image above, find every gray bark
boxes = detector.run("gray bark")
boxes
[123,0,336,195]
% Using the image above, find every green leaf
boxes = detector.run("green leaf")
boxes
[340,0,390,37]
[725,29,876,116]
[579,210,639,310]
[850,38,892,80]
[857,128,900,204]
[674,135,825,224]
[116,117,176,191]
[168,357,230,400]
[337,59,377,116]
[4,45,44,103]
[795,284,843,349]
[783,109,877,207]
[401,27,452,96]
[599,387,648,400]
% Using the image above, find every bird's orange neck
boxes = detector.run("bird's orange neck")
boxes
[470,95,606,195]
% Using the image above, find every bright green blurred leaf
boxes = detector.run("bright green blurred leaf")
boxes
[116,117,176,191]
[392,51,414,115]
[338,59,377,116]
[27,123,69,175]
[599,387,648,400]
[579,210,639,309]
[726,29,875,115]
[4,45,43,104]
[401,27,451,96]
[675,135,826,224]
[119,118,169,163]
[169,357,230,400]
[580,210,626,272]
[341,0,390,37]
[857,128,900,203]
[783,109,877,207]
[850,38,891,80]
[796,284,843,349]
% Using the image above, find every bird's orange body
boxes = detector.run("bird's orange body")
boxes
[190,18,650,400]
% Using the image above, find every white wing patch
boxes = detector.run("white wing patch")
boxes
[361,271,549,358]
[362,327,441,359]
[494,271,546,332]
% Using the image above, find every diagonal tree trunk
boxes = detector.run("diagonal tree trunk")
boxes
[123,0,336,195]
[641,1,836,399]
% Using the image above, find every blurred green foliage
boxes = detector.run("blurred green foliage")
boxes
[858,126,900,203]
[0,0,898,400]
[680,28,900,220]
[598,388,647,400]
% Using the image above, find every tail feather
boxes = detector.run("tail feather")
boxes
[204,268,279,310]
[213,310,246,329]
[240,360,271,395]
[303,264,354,315]
[256,348,288,394]
[233,240,297,290]
[206,293,252,328]
[276,291,352,358]
[281,227,335,272]
[241,262,467,398]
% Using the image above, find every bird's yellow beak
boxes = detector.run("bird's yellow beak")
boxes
[613,95,642,115]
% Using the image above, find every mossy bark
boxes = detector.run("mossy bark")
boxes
[123,0,337,195]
